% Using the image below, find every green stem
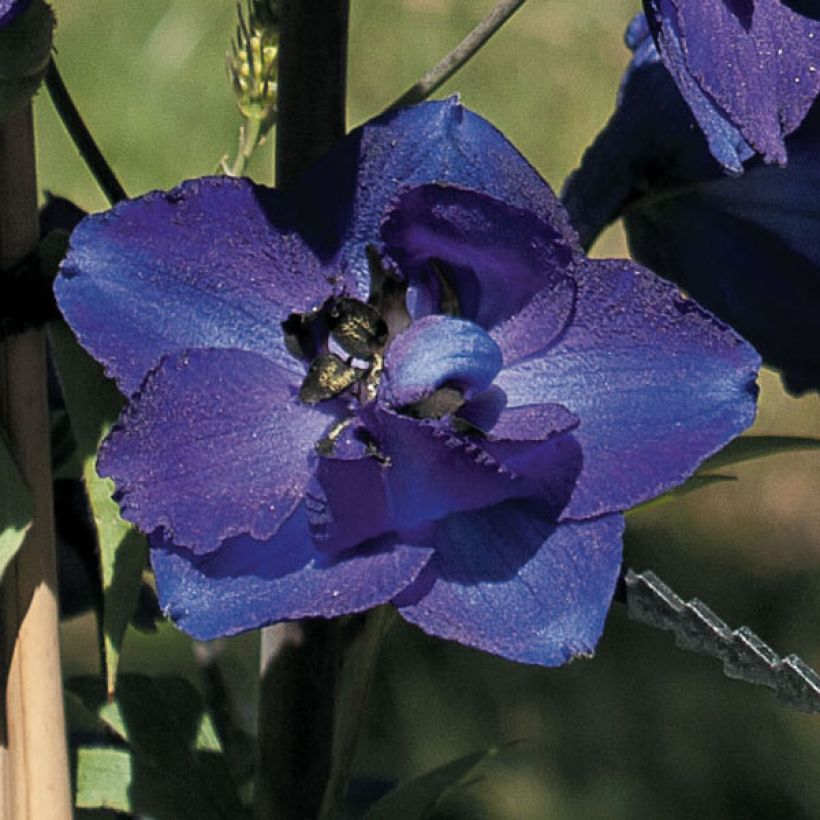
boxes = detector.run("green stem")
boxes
[317,607,396,820]
[388,0,527,110]
[44,60,127,205]
[229,117,263,178]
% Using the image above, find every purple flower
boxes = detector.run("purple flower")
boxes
[564,18,820,394]
[643,0,820,171]
[55,100,759,666]
[0,0,31,28]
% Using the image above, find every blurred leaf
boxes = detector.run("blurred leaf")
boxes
[75,747,133,812]
[699,435,820,472]
[0,425,33,582]
[630,473,738,513]
[69,675,248,820]
[50,322,146,695]
[364,747,507,820]
[631,435,820,513]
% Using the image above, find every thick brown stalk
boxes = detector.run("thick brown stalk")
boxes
[0,107,72,820]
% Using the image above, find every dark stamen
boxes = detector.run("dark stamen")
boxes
[299,353,364,404]
[327,297,387,360]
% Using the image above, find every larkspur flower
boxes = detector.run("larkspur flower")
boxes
[643,0,820,171]
[563,18,820,394]
[55,100,759,666]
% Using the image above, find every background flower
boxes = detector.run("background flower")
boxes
[56,100,758,666]
[564,17,820,394]
[642,0,820,171]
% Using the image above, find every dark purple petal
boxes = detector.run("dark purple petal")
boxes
[644,0,820,167]
[381,184,576,337]
[0,0,31,28]
[311,402,580,552]
[292,98,580,294]
[495,259,760,519]
[383,315,503,406]
[563,24,820,394]
[55,177,343,395]
[150,503,433,640]
[394,502,624,666]
[624,104,820,393]
[98,348,336,554]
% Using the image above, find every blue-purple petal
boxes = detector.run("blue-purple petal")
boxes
[312,402,579,552]
[383,315,503,406]
[292,98,580,294]
[394,502,624,666]
[98,348,336,554]
[150,503,433,640]
[495,259,760,519]
[644,0,820,168]
[56,177,343,395]
[381,184,576,332]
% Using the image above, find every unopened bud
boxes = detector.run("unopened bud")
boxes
[227,1,278,134]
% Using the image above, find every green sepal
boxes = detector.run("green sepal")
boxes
[0,0,55,121]
[69,675,248,820]
[364,745,514,820]
[0,423,33,581]
[50,322,147,695]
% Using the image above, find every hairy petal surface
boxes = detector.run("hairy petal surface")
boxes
[381,185,576,333]
[292,98,580,292]
[151,504,433,640]
[495,259,760,519]
[98,348,335,554]
[644,0,820,168]
[394,502,624,666]
[56,177,340,395]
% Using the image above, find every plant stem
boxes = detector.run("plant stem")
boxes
[228,117,263,178]
[274,0,349,189]
[0,105,72,820]
[317,607,396,820]
[44,60,127,205]
[388,0,527,110]
[253,2,350,819]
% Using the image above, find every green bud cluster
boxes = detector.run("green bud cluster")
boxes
[227,0,279,134]
[0,0,55,122]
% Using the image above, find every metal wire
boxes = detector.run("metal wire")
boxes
[624,568,820,714]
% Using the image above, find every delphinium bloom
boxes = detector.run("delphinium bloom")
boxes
[643,0,820,171]
[564,17,820,394]
[55,100,759,666]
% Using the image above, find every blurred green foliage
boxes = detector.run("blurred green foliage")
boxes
[44,2,820,818]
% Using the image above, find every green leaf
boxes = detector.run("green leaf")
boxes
[69,675,248,820]
[630,435,820,514]
[364,747,507,820]
[0,425,33,582]
[699,435,820,472]
[50,322,146,695]
[75,747,134,813]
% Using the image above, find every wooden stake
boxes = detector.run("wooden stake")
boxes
[0,106,72,820]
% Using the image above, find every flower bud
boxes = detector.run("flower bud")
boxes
[0,0,55,122]
[227,0,278,134]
